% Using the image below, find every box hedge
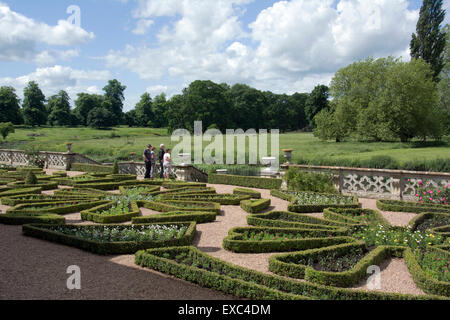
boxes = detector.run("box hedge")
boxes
[0,187,42,197]
[240,198,271,214]
[133,211,217,224]
[6,200,110,215]
[135,246,444,300]
[23,222,197,255]
[141,200,221,214]
[247,211,349,231]
[158,194,250,205]
[323,208,391,228]
[223,226,352,253]
[208,174,282,190]
[0,213,65,225]
[233,188,261,199]
[80,201,140,224]
[70,163,113,173]
[377,200,450,213]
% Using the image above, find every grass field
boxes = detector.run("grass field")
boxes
[1,126,449,171]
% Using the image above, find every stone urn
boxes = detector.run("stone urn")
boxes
[130,152,136,162]
[178,153,191,166]
[66,143,73,153]
[282,149,294,164]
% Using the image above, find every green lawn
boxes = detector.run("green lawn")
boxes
[1,126,449,171]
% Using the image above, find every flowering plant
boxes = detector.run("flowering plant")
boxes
[411,179,449,206]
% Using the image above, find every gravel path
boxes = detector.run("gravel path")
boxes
[0,224,233,300]
[359,198,417,227]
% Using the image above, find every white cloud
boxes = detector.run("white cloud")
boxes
[106,0,419,94]
[146,85,168,96]
[0,2,94,62]
[132,19,154,35]
[0,65,110,101]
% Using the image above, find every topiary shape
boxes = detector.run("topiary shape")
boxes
[25,171,38,185]
[113,160,119,174]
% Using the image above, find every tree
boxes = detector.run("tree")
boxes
[103,79,126,124]
[167,94,187,133]
[288,93,309,131]
[0,122,15,141]
[305,85,329,127]
[437,24,450,133]
[47,90,72,126]
[152,93,169,128]
[229,84,266,130]
[22,81,47,126]
[410,0,446,80]
[87,107,115,129]
[134,92,153,127]
[263,92,292,132]
[0,87,23,124]
[73,93,104,126]
[181,80,232,132]
[124,110,137,127]
[316,57,444,142]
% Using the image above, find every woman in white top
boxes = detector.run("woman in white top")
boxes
[163,148,171,179]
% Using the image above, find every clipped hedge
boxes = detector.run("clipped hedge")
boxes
[162,182,207,189]
[1,194,99,206]
[7,181,59,191]
[233,187,261,199]
[223,226,352,253]
[6,200,110,215]
[135,246,443,300]
[80,201,140,224]
[136,247,307,300]
[0,187,42,197]
[208,174,282,190]
[0,213,65,225]
[158,194,250,205]
[70,163,113,173]
[23,222,197,255]
[404,246,450,297]
[323,208,391,228]
[247,211,349,230]
[269,244,403,288]
[240,198,271,214]
[133,211,217,224]
[141,200,221,214]
[409,212,450,232]
[377,199,450,214]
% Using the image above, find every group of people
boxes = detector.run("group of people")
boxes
[143,144,172,179]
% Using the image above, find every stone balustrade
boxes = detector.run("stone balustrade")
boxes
[281,164,450,200]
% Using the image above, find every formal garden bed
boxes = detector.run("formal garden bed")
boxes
[22,222,197,255]
[0,166,448,300]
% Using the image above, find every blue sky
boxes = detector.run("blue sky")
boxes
[0,0,448,111]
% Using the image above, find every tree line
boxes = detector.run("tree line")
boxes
[0,79,329,133]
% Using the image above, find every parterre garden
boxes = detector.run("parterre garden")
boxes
[0,166,449,300]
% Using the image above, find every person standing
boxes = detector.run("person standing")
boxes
[150,146,156,178]
[158,144,165,179]
[143,144,152,179]
[163,148,172,179]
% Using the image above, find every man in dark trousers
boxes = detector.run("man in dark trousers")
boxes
[158,144,165,179]
[143,144,152,179]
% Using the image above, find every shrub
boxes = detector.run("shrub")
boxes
[233,188,261,199]
[240,198,271,214]
[70,163,113,173]
[25,171,38,185]
[133,211,217,224]
[377,200,450,213]
[112,160,119,174]
[284,168,337,194]
[208,174,282,190]
[23,222,197,255]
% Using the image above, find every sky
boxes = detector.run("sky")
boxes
[0,0,449,111]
